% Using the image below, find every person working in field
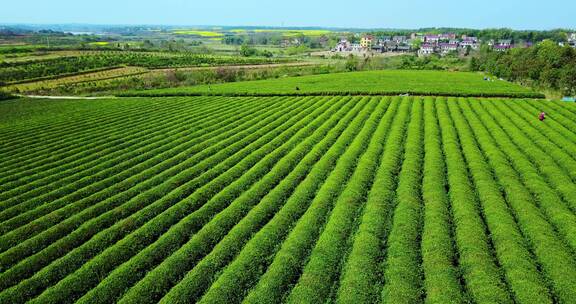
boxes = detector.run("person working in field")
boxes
[539,112,546,121]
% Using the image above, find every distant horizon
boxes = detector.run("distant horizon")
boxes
[2,0,575,30]
[1,23,574,33]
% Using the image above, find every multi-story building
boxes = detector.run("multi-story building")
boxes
[360,35,374,49]
[439,43,458,54]
[424,34,439,43]
[460,37,479,49]
[439,33,456,40]
[419,43,436,55]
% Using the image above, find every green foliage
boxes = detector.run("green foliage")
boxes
[124,70,543,98]
[239,44,258,57]
[1,95,576,304]
[0,51,283,83]
[472,41,576,95]
[345,55,358,71]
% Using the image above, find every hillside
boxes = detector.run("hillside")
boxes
[1,95,575,303]
[122,70,544,98]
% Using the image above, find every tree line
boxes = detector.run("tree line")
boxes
[470,41,576,96]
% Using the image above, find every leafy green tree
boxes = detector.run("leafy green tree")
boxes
[240,43,257,57]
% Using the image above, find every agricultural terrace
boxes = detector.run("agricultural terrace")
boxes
[0,52,285,84]
[125,70,544,98]
[1,95,576,304]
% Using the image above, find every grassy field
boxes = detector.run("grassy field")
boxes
[124,70,544,98]
[1,95,575,304]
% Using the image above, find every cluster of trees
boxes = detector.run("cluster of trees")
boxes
[471,41,576,96]
[224,33,334,49]
[400,54,468,71]
[239,44,273,58]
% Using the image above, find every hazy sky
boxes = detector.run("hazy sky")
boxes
[2,0,575,29]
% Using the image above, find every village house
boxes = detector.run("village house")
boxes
[360,35,374,49]
[392,36,407,43]
[568,33,576,48]
[377,36,391,45]
[439,43,458,54]
[410,33,423,40]
[332,39,365,53]
[461,35,478,42]
[460,37,479,49]
[491,39,513,51]
[439,33,456,40]
[350,43,363,52]
[493,44,512,52]
[418,43,436,55]
[334,39,350,52]
[395,45,411,52]
[424,34,440,43]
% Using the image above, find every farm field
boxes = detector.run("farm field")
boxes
[126,70,544,98]
[0,51,285,84]
[5,67,149,93]
[1,95,576,304]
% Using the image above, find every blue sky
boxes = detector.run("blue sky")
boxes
[2,0,575,29]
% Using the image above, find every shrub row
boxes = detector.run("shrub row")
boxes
[284,96,399,304]
[435,97,512,303]
[523,100,576,144]
[381,98,425,303]
[462,99,576,302]
[25,96,333,304]
[107,96,355,304]
[0,97,161,166]
[0,98,258,229]
[0,96,291,255]
[517,101,576,146]
[0,96,222,194]
[5,66,125,85]
[0,97,232,222]
[225,97,383,304]
[531,99,576,124]
[491,99,576,181]
[0,96,320,302]
[118,90,546,99]
[419,96,464,304]
[503,100,576,158]
[335,97,411,304]
[0,96,302,280]
[163,97,380,304]
[445,98,554,303]
[501,101,576,212]
[461,99,576,256]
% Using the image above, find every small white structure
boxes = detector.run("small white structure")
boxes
[419,43,436,56]
[439,43,458,54]
[424,35,439,43]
